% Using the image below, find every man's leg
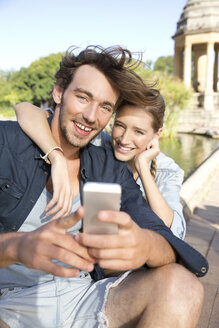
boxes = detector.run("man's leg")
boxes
[105,263,204,328]
[0,320,9,328]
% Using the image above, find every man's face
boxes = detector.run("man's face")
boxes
[54,65,119,148]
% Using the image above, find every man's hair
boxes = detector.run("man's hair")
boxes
[54,45,158,109]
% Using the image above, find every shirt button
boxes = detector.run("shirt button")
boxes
[201,267,207,274]
[12,225,16,230]
[5,184,10,189]
[30,199,35,203]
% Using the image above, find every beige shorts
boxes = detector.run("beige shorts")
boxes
[0,271,131,328]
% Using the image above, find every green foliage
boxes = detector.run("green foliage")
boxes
[154,56,173,75]
[28,53,62,106]
[0,71,18,117]
[158,74,193,137]
[133,63,193,137]
[0,53,62,118]
[9,53,62,107]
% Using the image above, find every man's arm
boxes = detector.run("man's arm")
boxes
[0,232,24,268]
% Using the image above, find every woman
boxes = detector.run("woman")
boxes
[14,95,185,239]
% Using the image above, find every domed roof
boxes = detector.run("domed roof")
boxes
[173,0,219,37]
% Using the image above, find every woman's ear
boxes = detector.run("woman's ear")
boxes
[155,128,163,140]
[52,85,63,105]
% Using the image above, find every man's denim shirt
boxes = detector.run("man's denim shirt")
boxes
[0,121,208,279]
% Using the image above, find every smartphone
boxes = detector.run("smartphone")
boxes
[83,182,122,234]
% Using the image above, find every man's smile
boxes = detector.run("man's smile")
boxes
[74,121,93,136]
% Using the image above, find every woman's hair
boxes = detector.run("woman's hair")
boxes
[54,45,158,109]
[150,158,157,178]
[118,93,166,179]
[119,92,165,132]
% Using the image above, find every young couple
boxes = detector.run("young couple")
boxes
[0,45,207,328]
[15,82,185,239]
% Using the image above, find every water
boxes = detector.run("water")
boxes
[159,133,219,178]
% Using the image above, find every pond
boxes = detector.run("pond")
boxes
[159,133,219,179]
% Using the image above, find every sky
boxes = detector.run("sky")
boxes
[0,0,187,71]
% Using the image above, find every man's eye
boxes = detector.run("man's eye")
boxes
[77,95,87,101]
[102,106,112,113]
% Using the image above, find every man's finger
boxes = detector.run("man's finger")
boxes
[36,257,81,277]
[89,247,135,260]
[77,233,124,249]
[97,210,133,229]
[55,207,83,230]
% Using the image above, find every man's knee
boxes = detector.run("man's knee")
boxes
[0,319,10,328]
[152,263,204,312]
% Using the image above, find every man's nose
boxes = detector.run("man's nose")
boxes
[83,103,98,123]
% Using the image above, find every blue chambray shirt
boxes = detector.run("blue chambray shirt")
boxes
[0,120,208,278]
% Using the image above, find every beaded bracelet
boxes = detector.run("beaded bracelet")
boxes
[40,146,64,164]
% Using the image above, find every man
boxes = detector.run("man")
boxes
[0,46,207,327]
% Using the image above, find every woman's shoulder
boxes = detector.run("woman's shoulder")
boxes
[156,152,184,175]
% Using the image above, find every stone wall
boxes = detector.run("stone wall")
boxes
[180,147,219,220]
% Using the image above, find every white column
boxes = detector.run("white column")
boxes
[204,42,215,110]
[214,47,218,91]
[183,42,192,87]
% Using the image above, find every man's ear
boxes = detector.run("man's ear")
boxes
[52,85,63,105]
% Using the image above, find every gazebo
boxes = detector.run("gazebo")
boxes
[172,0,219,111]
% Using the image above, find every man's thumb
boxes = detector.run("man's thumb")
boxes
[56,206,84,230]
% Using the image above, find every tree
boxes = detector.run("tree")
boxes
[154,56,173,76]
[0,71,20,116]
[28,53,62,106]
[133,63,193,137]
[9,53,62,107]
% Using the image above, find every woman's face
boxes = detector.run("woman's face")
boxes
[112,105,160,162]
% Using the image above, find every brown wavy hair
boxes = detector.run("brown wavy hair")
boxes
[54,45,158,109]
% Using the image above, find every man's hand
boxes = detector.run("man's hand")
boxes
[1,207,95,277]
[76,210,150,271]
[76,208,176,272]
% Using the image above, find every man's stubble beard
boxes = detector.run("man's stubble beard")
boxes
[59,103,102,148]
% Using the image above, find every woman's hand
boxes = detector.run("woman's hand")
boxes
[46,152,73,220]
[134,138,160,174]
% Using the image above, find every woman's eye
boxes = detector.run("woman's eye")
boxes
[114,122,123,127]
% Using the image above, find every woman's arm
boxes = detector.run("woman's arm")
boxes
[14,103,58,154]
[14,103,73,219]
[134,138,174,228]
